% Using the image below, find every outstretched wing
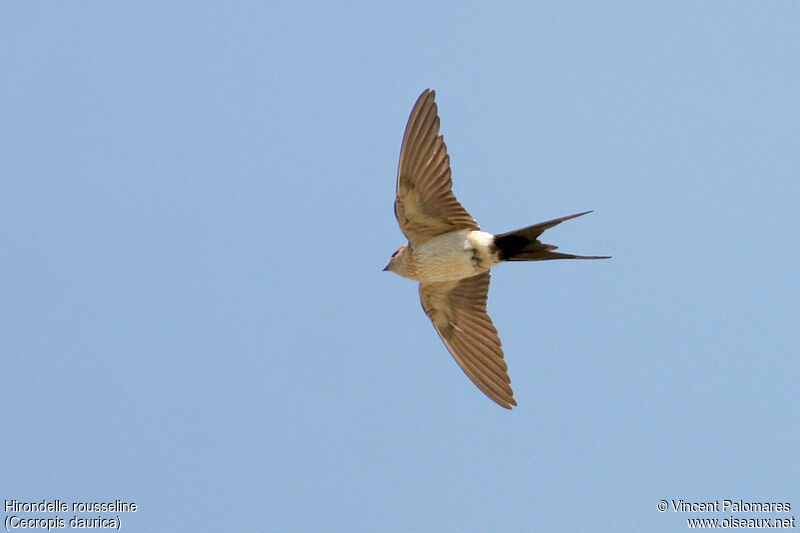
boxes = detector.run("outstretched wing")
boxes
[395,89,479,246]
[419,272,516,408]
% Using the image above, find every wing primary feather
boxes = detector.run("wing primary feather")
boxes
[447,337,512,401]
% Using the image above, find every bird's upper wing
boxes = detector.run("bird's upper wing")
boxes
[395,89,480,246]
[419,272,516,409]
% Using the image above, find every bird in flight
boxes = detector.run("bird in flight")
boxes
[384,89,609,409]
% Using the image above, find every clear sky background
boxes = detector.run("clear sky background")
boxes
[3,3,798,532]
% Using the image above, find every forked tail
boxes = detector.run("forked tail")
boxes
[493,211,610,261]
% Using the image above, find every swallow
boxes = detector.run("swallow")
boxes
[384,89,609,409]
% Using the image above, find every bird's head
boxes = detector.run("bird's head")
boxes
[383,244,409,276]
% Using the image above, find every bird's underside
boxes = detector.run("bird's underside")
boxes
[387,89,609,409]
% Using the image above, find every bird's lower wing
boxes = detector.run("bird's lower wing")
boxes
[419,272,516,409]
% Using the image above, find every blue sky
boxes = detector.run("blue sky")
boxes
[2,2,798,532]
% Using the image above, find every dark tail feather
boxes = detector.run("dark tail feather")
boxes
[494,211,611,262]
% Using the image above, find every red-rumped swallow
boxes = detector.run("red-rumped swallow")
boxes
[384,89,609,409]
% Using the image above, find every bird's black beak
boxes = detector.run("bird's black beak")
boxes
[382,263,390,272]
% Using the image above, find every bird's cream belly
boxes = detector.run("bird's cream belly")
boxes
[412,230,496,282]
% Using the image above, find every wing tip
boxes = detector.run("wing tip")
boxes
[417,88,435,104]
[498,399,517,410]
